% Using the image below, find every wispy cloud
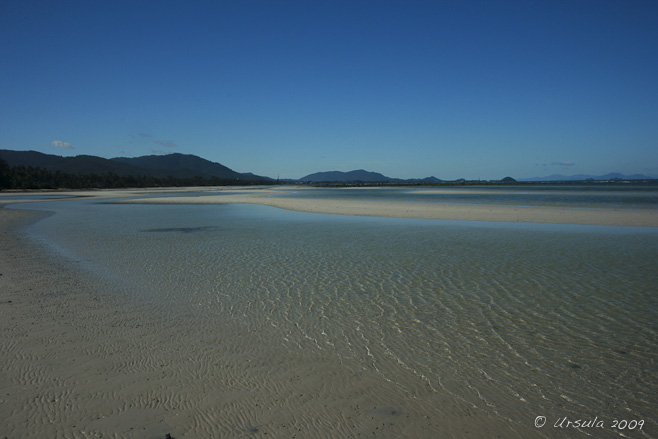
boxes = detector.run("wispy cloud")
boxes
[151,149,166,155]
[51,140,75,149]
[156,140,177,148]
[139,132,152,137]
[551,161,575,168]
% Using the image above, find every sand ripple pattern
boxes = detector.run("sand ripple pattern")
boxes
[3,202,657,438]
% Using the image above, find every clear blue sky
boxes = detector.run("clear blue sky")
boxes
[2,0,657,180]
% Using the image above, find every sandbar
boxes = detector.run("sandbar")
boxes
[113,187,658,227]
[2,186,657,226]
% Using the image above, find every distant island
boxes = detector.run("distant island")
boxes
[1,149,656,190]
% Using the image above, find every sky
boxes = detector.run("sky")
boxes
[1,0,657,180]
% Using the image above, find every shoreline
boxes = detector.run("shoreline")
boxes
[2,186,657,227]
[0,206,186,438]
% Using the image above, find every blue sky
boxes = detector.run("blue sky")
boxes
[1,0,657,180]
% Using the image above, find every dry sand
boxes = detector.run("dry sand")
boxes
[0,202,537,438]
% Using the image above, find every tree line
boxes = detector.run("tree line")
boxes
[0,159,272,190]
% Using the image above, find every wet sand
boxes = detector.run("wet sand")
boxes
[0,203,536,438]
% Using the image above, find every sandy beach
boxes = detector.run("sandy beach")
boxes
[0,201,539,438]
[1,206,194,438]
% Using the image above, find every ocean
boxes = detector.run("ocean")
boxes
[10,185,658,437]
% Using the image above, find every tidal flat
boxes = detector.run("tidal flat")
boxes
[1,186,657,438]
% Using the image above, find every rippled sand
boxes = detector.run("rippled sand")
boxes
[1,206,537,438]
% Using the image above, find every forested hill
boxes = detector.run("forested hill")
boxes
[0,150,273,189]
[298,169,442,184]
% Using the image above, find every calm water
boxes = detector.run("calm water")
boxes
[277,184,658,210]
[12,187,658,437]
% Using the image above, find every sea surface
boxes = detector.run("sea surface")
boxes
[9,185,658,437]
[276,183,658,210]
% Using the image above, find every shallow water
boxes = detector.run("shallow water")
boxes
[13,191,658,437]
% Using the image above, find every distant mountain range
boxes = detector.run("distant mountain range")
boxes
[518,173,656,182]
[1,149,655,185]
[302,170,657,183]
[0,150,272,182]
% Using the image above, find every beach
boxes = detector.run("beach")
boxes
[1,187,656,438]
[1,206,193,438]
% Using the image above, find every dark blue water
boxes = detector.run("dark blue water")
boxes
[276,184,658,210]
